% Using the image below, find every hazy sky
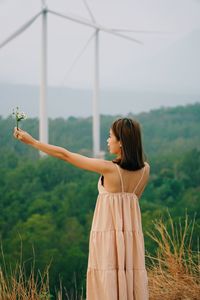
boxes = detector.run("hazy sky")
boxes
[0,0,200,89]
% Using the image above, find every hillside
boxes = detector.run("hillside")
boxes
[0,103,199,298]
[0,82,199,118]
[0,102,199,158]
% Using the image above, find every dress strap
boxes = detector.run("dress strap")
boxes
[133,164,146,193]
[114,164,124,193]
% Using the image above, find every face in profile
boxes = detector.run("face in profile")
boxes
[107,129,121,155]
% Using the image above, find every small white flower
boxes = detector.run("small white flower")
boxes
[12,107,27,129]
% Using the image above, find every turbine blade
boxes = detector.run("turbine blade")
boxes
[0,11,42,49]
[48,9,96,28]
[61,31,96,86]
[109,28,172,34]
[82,0,96,24]
[41,0,47,6]
[101,27,143,44]
[48,9,143,45]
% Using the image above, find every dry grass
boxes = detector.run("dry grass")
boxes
[0,265,50,300]
[0,254,51,299]
[0,265,84,300]
[0,211,199,299]
[55,273,84,300]
[146,210,200,300]
[0,244,84,300]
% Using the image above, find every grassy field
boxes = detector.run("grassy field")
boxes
[0,212,199,300]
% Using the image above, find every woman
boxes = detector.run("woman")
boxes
[13,117,150,300]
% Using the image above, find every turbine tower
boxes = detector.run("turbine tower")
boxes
[40,1,48,155]
[93,29,100,157]
[0,1,166,157]
[82,0,100,158]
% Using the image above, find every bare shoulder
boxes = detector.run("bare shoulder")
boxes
[144,161,150,176]
[102,160,117,173]
[144,161,150,169]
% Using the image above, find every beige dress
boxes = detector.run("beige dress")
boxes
[86,162,149,300]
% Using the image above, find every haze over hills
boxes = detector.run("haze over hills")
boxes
[0,83,199,118]
[0,29,199,118]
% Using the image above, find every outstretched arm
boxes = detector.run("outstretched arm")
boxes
[13,127,110,174]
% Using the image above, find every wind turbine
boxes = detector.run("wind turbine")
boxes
[0,0,165,157]
[47,3,143,158]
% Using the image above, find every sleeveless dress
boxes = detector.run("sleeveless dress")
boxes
[86,163,149,300]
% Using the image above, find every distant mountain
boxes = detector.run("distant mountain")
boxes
[0,83,199,118]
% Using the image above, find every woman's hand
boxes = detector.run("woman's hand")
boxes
[13,127,36,145]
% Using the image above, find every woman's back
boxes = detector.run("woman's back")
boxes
[102,161,150,198]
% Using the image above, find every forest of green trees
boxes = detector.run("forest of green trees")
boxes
[0,103,199,298]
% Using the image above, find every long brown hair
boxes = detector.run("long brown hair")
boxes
[111,118,145,171]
